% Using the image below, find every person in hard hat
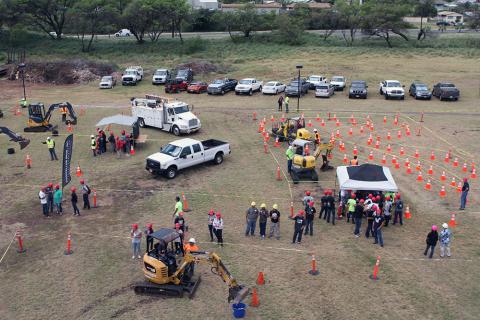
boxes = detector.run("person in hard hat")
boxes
[245,202,259,236]
[174,212,186,232]
[353,199,365,237]
[372,207,385,247]
[258,203,269,239]
[289,210,306,244]
[460,178,469,210]
[325,190,336,225]
[71,187,80,216]
[303,191,314,211]
[269,204,281,240]
[20,97,28,108]
[108,131,116,153]
[42,137,58,161]
[184,238,199,253]
[115,136,123,158]
[313,129,320,146]
[90,135,97,157]
[319,190,328,220]
[131,224,142,259]
[304,201,316,236]
[80,179,91,210]
[38,187,49,217]
[172,196,183,218]
[350,156,359,166]
[173,223,184,255]
[145,223,154,252]
[53,184,63,215]
[365,201,375,238]
[46,182,54,214]
[213,212,224,246]
[383,196,392,227]
[207,209,215,242]
[120,130,127,153]
[346,193,357,224]
[284,96,289,113]
[392,194,404,226]
[424,225,439,259]
[286,145,295,173]
[439,223,452,258]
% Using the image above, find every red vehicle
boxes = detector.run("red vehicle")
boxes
[187,82,208,94]
[165,79,188,93]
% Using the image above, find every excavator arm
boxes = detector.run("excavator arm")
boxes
[0,127,30,149]
[45,102,77,125]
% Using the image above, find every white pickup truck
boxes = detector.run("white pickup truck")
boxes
[379,80,405,100]
[132,95,201,136]
[146,138,231,179]
[122,66,144,86]
[235,78,263,95]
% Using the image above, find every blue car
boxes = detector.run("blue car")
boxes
[409,82,432,100]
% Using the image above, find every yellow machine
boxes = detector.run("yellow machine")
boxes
[272,117,313,142]
[134,228,249,303]
[290,139,334,183]
[24,102,77,132]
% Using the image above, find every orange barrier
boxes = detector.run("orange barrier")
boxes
[370,256,381,280]
[182,192,191,212]
[25,154,32,169]
[308,255,319,275]
[256,272,265,285]
[64,232,73,255]
[250,288,260,307]
[16,230,26,253]
[449,213,456,227]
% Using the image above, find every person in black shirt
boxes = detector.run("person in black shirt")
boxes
[424,225,438,259]
[319,191,328,220]
[174,212,186,232]
[304,201,316,236]
[353,199,364,237]
[325,190,336,225]
[365,204,375,238]
[289,210,306,244]
[373,209,385,247]
[71,187,80,216]
[460,178,469,210]
[269,204,281,239]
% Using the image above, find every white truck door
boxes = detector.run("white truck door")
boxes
[162,107,175,132]
[190,143,204,166]
[177,146,194,169]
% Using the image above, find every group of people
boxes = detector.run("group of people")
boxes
[245,202,281,240]
[90,129,135,158]
[424,223,453,259]
[277,95,290,113]
[38,179,92,217]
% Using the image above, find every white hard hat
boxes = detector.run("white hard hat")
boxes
[47,137,51,140]
[188,238,196,243]
[288,146,293,150]
[442,223,448,229]
[313,129,318,132]
[91,135,95,138]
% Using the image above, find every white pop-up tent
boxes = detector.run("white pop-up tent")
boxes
[336,164,398,192]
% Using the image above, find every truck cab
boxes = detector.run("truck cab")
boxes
[122,66,143,86]
[132,95,201,136]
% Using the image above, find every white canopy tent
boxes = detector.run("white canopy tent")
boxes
[336,164,398,192]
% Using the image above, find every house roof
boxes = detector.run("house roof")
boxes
[221,2,331,9]
[437,11,463,16]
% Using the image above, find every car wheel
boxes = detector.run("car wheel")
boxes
[249,89,253,96]
[385,94,388,100]
[221,90,225,95]
[235,91,239,95]
[275,90,278,95]
[138,118,146,128]
[166,167,177,179]
[172,126,180,136]
[213,152,224,165]
[401,96,405,100]
[115,34,119,37]
[348,95,352,99]
[258,86,262,92]
[439,96,443,101]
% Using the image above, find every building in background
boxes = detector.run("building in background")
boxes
[437,11,464,25]
[189,0,219,10]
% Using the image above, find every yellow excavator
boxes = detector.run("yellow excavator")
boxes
[24,102,77,132]
[272,117,313,142]
[290,139,334,184]
[134,228,249,303]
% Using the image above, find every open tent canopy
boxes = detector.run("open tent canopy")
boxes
[95,114,147,142]
[336,164,398,192]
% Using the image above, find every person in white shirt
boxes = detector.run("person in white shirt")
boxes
[212,212,224,246]
[39,187,49,217]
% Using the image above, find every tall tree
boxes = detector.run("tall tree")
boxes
[414,0,436,40]
[122,0,163,44]
[335,0,363,46]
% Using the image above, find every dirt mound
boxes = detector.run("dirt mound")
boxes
[176,60,230,75]
[22,59,116,84]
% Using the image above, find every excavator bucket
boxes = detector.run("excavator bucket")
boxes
[18,138,30,150]
[229,286,250,304]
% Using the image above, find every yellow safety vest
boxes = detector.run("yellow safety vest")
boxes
[46,139,55,149]
[91,138,96,149]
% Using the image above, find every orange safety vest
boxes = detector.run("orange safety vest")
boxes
[315,133,320,142]
[60,106,67,114]
[184,243,199,253]
[350,159,358,165]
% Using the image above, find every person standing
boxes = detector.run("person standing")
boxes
[90,135,97,157]
[145,223,154,252]
[174,223,184,255]
[120,130,127,153]
[207,209,215,242]
[286,146,295,174]
[319,191,328,220]
[346,194,356,224]
[350,156,359,166]
[43,137,58,161]
[116,136,123,158]
[289,210,306,244]
[38,187,49,217]
[383,196,392,227]
[174,212,186,232]
[365,203,375,238]
[80,179,91,210]
[60,104,67,123]
[372,208,385,247]
[313,129,320,146]
[353,199,364,237]
[278,95,284,111]
[46,182,54,214]
[424,225,438,259]
[100,130,107,154]
[71,187,80,216]
[213,212,224,246]
[460,178,469,210]
[304,201,316,236]
[439,223,452,258]
[108,132,116,153]
[130,224,142,259]
[245,202,259,236]
[393,194,404,225]
[269,204,281,240]
[303,191,314,211]
[172,196,183,218]
[258,203,269,239]
[284,96,290,113]
[53,184,63,215]
[325,190,336,225]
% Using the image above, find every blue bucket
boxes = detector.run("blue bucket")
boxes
[232,302,246,318]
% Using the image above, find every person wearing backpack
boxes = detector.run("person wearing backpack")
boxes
[80,179,91,210]
[393,194,404,225]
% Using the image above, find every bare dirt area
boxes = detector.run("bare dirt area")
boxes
[0,52,479,320]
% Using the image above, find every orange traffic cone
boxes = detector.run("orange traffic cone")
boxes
[349,127,353,136]
[439,186,446,197]
[381,154,386,165]
[360,125,364,134]
[250,288,260,307]
[387,144,392,153]
[400,147,405,156]
[130,144,135,155]
[336,129,341,138]
[307,120,312,127]
[336,119,340,127]
[395,162,400,169]
[450,177,456,187]
[353,146,358,156]
[316,114,320,122]
[456,182,462,192]
[308,255,320,275]
[415,161,421,171]
[471,169,477,179]
[405,206,411,219]
[404,158,410,167]
[417,172,423,182]
[252,112,257,121]
[430,151,435,160]
[397,130,402,139]
[182,192,191,212]
[392,155,397,164]
[270,115,275,123]
[370,124,374,131]
[462,163,467,172]
[257,122,263,133]
[263,142,268,154]
[444,152,450,163]
[368,151,374,161]
[414,149,419,158]
[276,166,281,181]
[440,171,446,181]
[321,119,325,127]
[76,164,82,177]
[448,213,456,227]
[274,137,280,147]
[281,114,285,122]
[256,272,265,285]
[25,154,32,169]
[333,113,337,121]
[428,165,433,175]
[383,115,387,124]
[290,202,294,217]
[453,158,458,167]
[406,164,412,174]
[425,180,432,190]
[406,126,411,136]
[343,154,348,165]
[375,140,380,149]
[387,131,391,140]
[394,115,398,125]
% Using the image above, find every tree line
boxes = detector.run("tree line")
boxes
[0,0,479,51]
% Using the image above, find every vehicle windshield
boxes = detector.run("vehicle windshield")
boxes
[332,77,344,82]
[387,81,401,87]
[174,105,190,114]
[441,83,455,87]
[239,79,253,84]
[265,82,276,86]
[289,81,299,86]
[155,70,167,75]
[213,79,224,84]
[160,144,181,157]
[125,70,136,75]
[177,70,188,76]
[101,76,111,81]
[351,82,365,88]
[317,85,328,90]
[416,85,428,90]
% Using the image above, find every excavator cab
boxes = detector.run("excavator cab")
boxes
[290,139,334,183]
[272,117,312,142]
[25,102,77,132]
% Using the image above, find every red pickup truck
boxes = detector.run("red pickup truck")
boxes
[165,79,188,93]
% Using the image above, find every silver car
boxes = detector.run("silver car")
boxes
[315,84,335,98]
[99,76,116,89]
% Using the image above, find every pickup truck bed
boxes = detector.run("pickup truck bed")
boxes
[202,139,227,150]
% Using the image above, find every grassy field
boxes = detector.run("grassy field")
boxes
[0,36,480,320]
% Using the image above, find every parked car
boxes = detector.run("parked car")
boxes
[122,66,143,86]
[330,76,346,91]
[348,80,368,99]
[146,138,231,179]
[115,29,131,37]
[152,69,171,85]
[306,75,327,90]
[176,68,193,83]
[379,80,405,100]
[165,79,188,93]
[409,82,432,100]
[285,79,309,97]
[187,82,208,94]
[235,78,263,95]
[49,31,64,38]
[207,78,238,95]
[262,81,286,95]
[315,83,335,98]
[432,82,460,101]
[99,76,116,89]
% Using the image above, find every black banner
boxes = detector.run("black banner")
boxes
[62,134,74,189]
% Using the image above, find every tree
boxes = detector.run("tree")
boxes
[310,9,341,41]
[275,12,305,45]
[121,0,167,44]
[234,3,262,38]
[163,0,190,42]
[335,0,363,46]
[21,0,79,39]
[414,0,436,40]
[0,0,24,29]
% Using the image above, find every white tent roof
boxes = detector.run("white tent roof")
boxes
[96,115,138,127]
[336,164,398,192]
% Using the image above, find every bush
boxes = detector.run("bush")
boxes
[183,37,206,54]
[274,15,306,46]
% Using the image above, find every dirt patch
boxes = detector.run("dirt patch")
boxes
[176,60,231,75]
